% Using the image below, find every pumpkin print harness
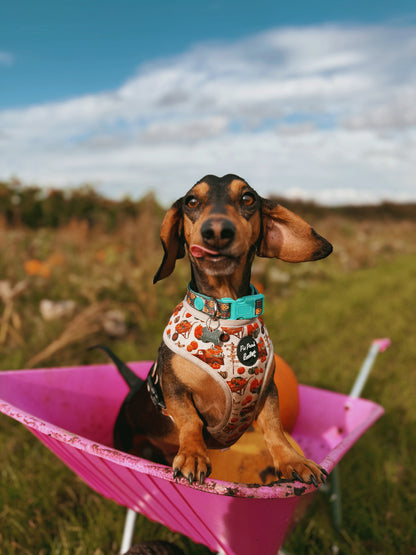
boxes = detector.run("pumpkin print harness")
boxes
[153,285,274,447]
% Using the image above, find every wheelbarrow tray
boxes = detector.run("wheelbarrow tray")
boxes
[0,361,384,554]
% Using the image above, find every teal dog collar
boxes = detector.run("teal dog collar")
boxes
[186,284,264,320]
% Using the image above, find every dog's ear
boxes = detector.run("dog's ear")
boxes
[153,198,185,283]
[257,199,332,262]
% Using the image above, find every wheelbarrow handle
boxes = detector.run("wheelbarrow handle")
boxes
[348,338,391,399]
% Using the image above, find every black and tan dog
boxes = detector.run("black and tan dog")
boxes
[112,174,332,487]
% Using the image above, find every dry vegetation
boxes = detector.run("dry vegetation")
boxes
[1,190,415,371]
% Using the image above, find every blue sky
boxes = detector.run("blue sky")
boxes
[1,0,416,204]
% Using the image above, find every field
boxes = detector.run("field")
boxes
[1,189,415,554]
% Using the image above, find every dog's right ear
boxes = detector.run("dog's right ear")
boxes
[257,199,332,262]
[153,198,185,283]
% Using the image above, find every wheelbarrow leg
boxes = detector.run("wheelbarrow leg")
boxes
[120,508,137,554]
[329,466,342,531]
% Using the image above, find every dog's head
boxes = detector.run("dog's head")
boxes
[153,174,332,283]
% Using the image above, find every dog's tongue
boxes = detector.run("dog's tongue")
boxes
[190,244,220,258]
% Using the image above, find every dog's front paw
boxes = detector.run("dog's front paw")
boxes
[276,452,328,488]
[172,448,212,485]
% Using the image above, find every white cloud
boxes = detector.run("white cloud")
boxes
[1,23,416,205]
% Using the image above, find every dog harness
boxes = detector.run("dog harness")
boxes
[151,285,274,448]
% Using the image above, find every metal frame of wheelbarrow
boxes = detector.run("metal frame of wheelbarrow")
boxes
[0,339,388,555]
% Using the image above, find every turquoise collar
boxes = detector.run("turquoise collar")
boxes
[186,284,264,320]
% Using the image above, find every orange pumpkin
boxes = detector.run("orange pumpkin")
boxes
[274,353,299,433]
[208,429,304,484]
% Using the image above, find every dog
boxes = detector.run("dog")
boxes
[112,174,332,487]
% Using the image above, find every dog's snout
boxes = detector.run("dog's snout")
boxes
[201,218,236,248]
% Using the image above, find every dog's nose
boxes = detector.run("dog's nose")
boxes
[201,218,236,248]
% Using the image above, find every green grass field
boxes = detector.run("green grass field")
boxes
[1,212,415,554]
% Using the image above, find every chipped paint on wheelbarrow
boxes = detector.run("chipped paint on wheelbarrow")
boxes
[0,361,384,555]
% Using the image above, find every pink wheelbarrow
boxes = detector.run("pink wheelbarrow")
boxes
[0,339,389,554]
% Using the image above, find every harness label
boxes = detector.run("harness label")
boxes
[237,336,259,366]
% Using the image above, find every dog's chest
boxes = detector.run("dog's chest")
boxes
[163,300,274,447]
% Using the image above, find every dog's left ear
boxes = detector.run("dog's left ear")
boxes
[257,199,332,262]
[153,199,185,283]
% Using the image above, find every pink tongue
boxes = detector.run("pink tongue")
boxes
[190,244,220,258]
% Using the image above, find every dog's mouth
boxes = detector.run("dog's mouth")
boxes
[189,244,240,276]
[190,244,222,259]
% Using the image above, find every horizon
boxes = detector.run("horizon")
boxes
[3,177,416,211]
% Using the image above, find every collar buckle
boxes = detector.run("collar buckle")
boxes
[228,292,264,319]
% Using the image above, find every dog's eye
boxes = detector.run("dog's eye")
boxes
[241,192,255,206]
[186,196,199,209]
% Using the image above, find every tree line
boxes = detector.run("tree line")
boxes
[1,179,415,230]
[0,180,163,230]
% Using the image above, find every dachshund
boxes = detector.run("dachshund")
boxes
[112,174,332,487]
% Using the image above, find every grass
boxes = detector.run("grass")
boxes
[1,212,415,554]
[271,254,416,553]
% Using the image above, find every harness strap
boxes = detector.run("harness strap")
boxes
[146,363,170,417]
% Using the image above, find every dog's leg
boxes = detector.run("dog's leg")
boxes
[155,346,212,484]
[165,389,212,484]
[257,379,327,486]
